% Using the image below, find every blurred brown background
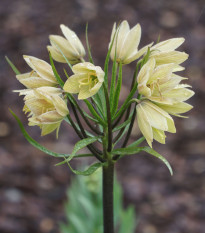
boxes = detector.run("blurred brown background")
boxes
[0,0,205,232]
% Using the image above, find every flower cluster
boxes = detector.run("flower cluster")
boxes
[14,21,194,148]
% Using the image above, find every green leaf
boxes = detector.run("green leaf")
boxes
[5,56,21,75]
[57,136,99,165]
[111,62,122,115]
[113,124,130,146]
[112,146,173,175]
[67,162,105,176]
[85,23,94,64]
[112,146,142,155]
[113,115,132,132]
[142,146,173,175]
[103,28,118,87]
[51,40,73,70]
[9,109,70,158]
[127,137,145,148]
[49,53,64,87]
[109,60,118,109]
[113,81,138,121]
[84,99,106,126]
[91,94,104,118]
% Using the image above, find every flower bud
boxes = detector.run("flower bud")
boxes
[48,24,85,64]
[109,20,151,64]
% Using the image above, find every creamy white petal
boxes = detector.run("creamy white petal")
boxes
[151,38,185,52]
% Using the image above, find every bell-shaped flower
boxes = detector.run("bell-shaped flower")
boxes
[16,56,58,88]
[17,87,69,137]
[63,62,104,99]
[136,100,176,147]
[47,24,85,64]
[137,58,194,105]
[109,20,151,64]
[150,38,188,68]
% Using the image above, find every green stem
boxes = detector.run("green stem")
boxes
[68,95,103,135]
[103,83,112,152]
[103,161,114,233]
[67,114,104,163]
[122,106,137,148]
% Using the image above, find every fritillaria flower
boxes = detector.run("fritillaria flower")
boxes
[16,56,58,88]
[63,62,104,99]
[137,58,194,105]
[48,24,85,64]
[17,87,69,137]
[136,100,176,147]
[109,20,150,64]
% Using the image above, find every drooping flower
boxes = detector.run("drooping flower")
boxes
[136,100,176,147]
[109,20,151,64]
[16,56,58,88]
[63,62,104,99]
[47,24,85,64]
[17,87,69,137]
[150,38,188,69]
[137,58,194,105]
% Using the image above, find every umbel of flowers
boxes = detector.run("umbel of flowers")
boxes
[9,20,194,233]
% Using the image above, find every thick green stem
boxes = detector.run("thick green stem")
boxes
[103,161,114,233]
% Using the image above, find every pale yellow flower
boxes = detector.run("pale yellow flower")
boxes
[136,100,176,147]
[137,58,194,105]
[109,20,151,64]
[150,38,188,68]
[16,56,58,88]
[47,24,85,64]
[17,87,69,136]
[63,62,104,99]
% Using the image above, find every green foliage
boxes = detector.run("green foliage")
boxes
[112,146,173,175]
[60,169,137,233]
[5,56,21,75]
[49,53,64,87]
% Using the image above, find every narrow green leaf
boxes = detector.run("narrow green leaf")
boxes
[85,23,94,64]
[64,117,97,138]
[92,94,104,118]
[84,99,106,126]
[112,146,142,155]
[111,62,122,115]
[142,146,173,175]
[55,154,94,166]
[112,146,173,175]
[109,61,118,108]
[113,113,132,132]
[127,137,145,148]
[49,53,64,87]
[113,81,138,121]
[113,124,130,146]
[67,162,105,176]
[64,68,69,79]
[51,40,73,70]
[9,109,70,158]
[57,136,99,165]
[103,29,118,87]
[5,56,21,75]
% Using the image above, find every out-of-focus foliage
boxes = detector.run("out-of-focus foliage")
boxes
[60,169,137,233]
